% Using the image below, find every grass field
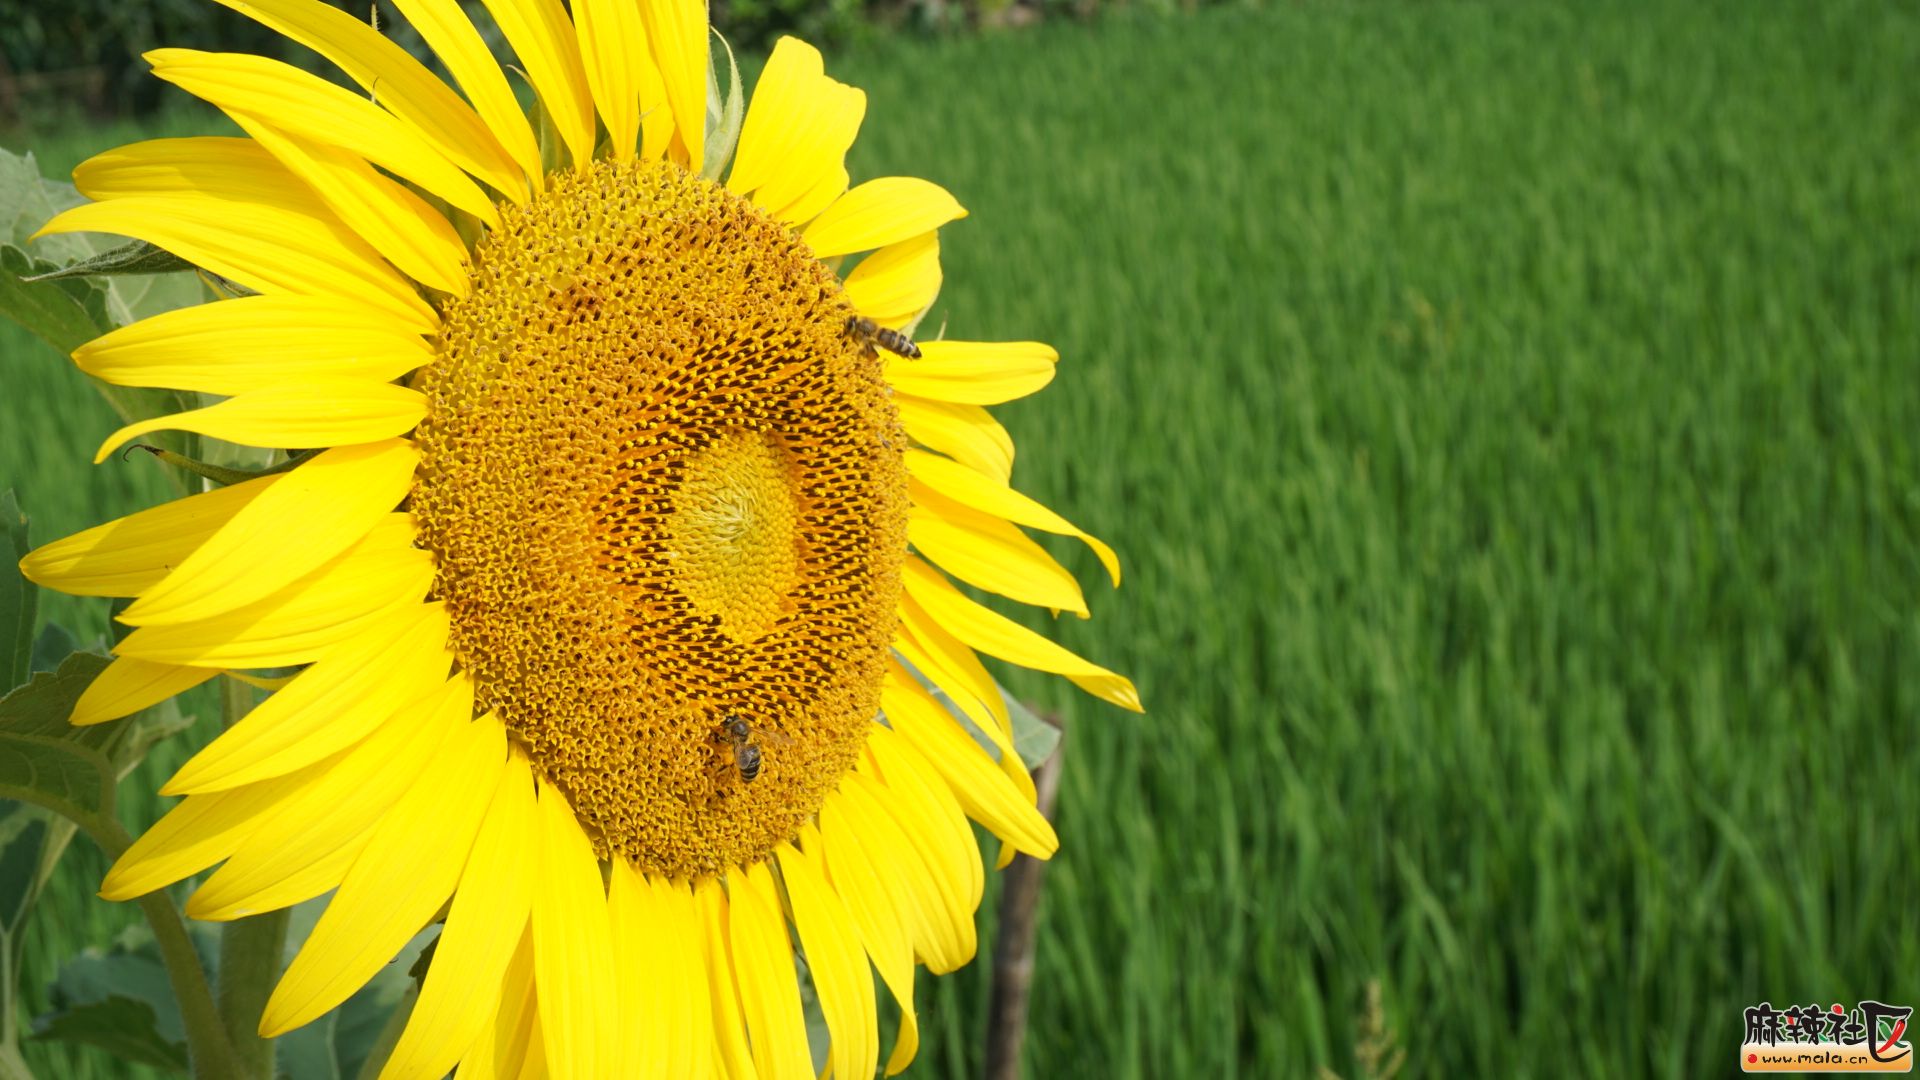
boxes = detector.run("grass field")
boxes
[7,0,1920,1076]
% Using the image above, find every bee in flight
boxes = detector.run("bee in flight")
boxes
[845,315,922,360]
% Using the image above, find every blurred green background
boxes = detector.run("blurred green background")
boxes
[5,0,1920,1076]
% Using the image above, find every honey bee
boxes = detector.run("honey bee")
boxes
[719,716,762,782]
[844,315,922,360]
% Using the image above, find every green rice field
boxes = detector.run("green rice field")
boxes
[5,0,1920,1075]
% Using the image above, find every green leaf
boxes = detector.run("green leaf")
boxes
[0,652,197,825]
[0,655,115,825]
[30,925,196,1074]
[0,243,112,356]
[0,147,204,478]
[0,148,84,255]
[31,996,188,1073]
[21,239,199,282]
[0,492,31,693]
[28,624,78,677]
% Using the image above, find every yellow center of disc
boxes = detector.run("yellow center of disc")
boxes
[411,159,909,878]
[668,429,802,640]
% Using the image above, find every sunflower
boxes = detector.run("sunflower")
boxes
[20,0,1138,1074]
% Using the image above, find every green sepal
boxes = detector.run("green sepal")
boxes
[122,445,318,488]
[1002,685,1062,769]
[703,29,747,182]
[21,240,198,283]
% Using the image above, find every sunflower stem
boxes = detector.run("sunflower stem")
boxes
[983,714,1065,1080]
[0,1038,35,1080]
[214,910,287,1080]
[82,818,242,1080]
[212,676,286,1080]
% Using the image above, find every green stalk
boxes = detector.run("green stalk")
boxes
[0,1039,36,1080]
[211,677,286,1080]
[84,820,239,1080]
[214,910,288,1080]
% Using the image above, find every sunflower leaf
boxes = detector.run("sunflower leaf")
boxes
[0,148,204,485]
[30,994,189,1073]
[0,655,116,825]
[0,242,113,356]
[0,653,198,826]
[28,923,200,1074]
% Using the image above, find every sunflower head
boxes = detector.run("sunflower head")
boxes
[21,1,1139,1075]
[414,157,909,879]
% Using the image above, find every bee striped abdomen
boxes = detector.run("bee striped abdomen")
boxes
[844,315,921,360]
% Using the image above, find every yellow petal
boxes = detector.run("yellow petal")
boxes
[573,0,649,160]
[185,676,466,920]
[475,0,596,167]
[529,783,617,1080]
[99,770,316,900]
[637,42,674,164]
[902,557,1141,711]
[802,177,966,258]
[64,133,437,323]
[205,0,523,200]
[906,448,1117,586]
[882,339,1056,406]
[121,441,420,626]
[162,602,449,794]
[893,605,1016,777]
[728,862,811,1079]
[638,0,708,171]
[115,519,433,669]
[882,677,1056,858]
[728,38,823,196]
[94,380,425,465]
[20,474,274,599]
[264,714,505,1035]
[68,656,217,727]
[752,80,864,226]
[236,117,470,295]
[776,843,877,1080]
[845,233,940,330]
[866,725,982,913]
[385,0,543,186]
[74,295,432,396]
[144,51,503,227]
[381,753,537,1080]
[812,813,919,1075]
[608,867,713,1080]
[770,163,849,233]
[893,396,1012,484]
[888,646,1032,808]
[909,485,1089,615]
[829,774,969,973]
[696,879,759,1080]
[41,187,434,335]
[458,926,539,1080]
